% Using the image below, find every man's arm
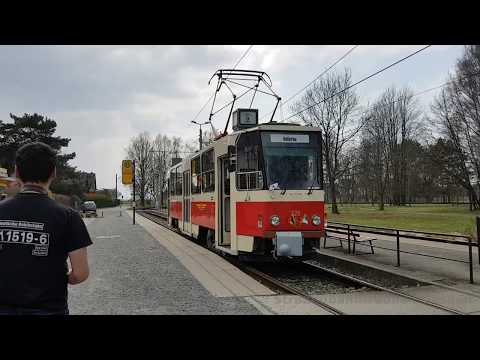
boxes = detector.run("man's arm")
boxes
[68,247,90,285]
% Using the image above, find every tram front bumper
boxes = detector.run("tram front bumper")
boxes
[274,232,303,257]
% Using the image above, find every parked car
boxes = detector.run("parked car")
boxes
[81,201,97,217]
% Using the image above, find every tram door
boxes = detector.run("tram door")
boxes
[183,170,191,234]
[219,157,231,246]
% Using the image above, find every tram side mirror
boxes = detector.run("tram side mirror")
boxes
[227,145,236,172]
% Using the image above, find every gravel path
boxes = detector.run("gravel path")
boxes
[68,207,260,315]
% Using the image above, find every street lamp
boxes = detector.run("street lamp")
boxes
[191,120,210,150]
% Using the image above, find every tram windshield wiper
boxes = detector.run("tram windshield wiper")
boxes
[307,179,316,195]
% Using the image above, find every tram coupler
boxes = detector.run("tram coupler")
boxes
[274,232,304,257]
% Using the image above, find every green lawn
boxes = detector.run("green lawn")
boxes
[327,204,480,237]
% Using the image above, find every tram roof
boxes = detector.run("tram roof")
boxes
[167,122,321,171]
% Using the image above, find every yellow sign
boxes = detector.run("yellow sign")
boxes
[122,160,133,185]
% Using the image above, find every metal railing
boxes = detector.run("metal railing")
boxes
[326,219,480,284]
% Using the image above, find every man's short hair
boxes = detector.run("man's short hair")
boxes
[15,142,57,183]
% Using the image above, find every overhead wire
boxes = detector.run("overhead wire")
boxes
[284,45,432,122]
[189,45,254,125]
[260,45,359,121]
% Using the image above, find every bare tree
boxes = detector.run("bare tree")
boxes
[429,45,480,210]
[126,131,154,207]
[360,86,423,210]
[291,68,360,214]
[431,88,480,210]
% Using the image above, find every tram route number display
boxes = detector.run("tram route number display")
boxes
[0,229,50,256]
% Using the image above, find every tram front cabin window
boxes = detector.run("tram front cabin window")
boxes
[235,130,323,191]
[261,132,323,191]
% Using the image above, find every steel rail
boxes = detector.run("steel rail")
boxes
[301,259,467,315]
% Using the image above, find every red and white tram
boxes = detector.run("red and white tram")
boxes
[167,70,325,259]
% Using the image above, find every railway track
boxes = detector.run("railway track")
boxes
[137,209,469,315]
[300,259,467,315]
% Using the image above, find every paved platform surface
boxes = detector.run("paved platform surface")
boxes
[69,207,261,314]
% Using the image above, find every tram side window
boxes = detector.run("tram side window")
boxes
[175,166,183,196]
[236,135,263,190]
[169,169,176,196]
[202,149,215,193]
[191,156,201,194]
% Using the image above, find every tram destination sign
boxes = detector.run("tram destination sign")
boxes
[270,134,310,144]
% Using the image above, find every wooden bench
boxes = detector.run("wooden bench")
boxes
[324,229,377,255]
[352,233,377,255]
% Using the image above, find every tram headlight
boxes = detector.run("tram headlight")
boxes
[270,215,280,226]
[312,215,321,226]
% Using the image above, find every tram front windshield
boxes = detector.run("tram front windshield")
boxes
[261,132,322,191]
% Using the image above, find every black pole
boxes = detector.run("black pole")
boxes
[133,160,136,225]
[468,236,473,284]
[115,173,118,206]
[476,216,480,265]
[347,224,351,254]
[199,125,203,150]
[396,230,400,267]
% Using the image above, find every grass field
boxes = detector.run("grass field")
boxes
[326,204,480,237]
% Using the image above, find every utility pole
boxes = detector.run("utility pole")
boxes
[191,120,209,150]
[133,160,136,225]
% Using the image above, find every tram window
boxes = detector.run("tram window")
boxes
[191,156,201,194]
[169,169,176,196]
[183,171,190,196]
[175,166,183,196]
[202,149,215,193]
[236,132,264,191]
[237,144,260,172]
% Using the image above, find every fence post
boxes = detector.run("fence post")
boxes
[396,230,400,267]
[347,224,351,254]
[468,236,474,284]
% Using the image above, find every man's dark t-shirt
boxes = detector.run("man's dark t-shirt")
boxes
[0,192,92,312]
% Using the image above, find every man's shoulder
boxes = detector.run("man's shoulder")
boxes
[0,195,75,215]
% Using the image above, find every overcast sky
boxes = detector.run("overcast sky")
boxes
[0,45,465,197]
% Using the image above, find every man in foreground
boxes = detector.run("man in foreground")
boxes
[0,142,92,315]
